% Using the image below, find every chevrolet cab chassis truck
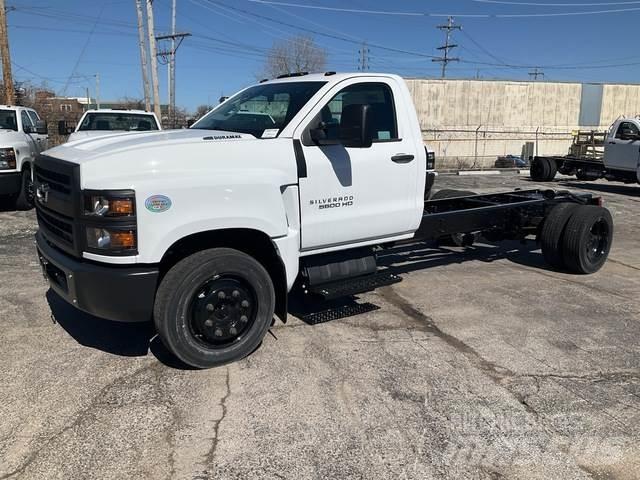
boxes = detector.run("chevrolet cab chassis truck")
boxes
[531,120,640,184]
[34,73,614,368]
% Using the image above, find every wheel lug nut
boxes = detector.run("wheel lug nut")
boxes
[206,303,214,312]
[214,328,223,337]
[204,319,213,327]
[229,327,237,335]
[218,291,226,299]
[240,315,248,323]
[241,300,249,308]
[232,290,240,298]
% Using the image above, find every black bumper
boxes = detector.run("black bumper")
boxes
[36,231,159,323]
[0,172,20,196]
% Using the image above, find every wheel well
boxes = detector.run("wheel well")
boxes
[159,229,288,323]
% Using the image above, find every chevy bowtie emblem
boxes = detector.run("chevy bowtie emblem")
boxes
[36,183,50,204]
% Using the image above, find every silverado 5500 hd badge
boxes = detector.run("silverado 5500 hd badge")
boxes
[310,195,354,210]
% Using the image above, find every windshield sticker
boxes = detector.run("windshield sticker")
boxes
[262,128,279,139]
[145,195,172,213]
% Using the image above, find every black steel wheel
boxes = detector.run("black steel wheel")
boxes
[154,248,275,368]
[539,202,580,270]
[188,276,257,349]
[13,167,34,210]
[562,205,613,274]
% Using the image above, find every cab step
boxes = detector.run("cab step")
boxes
[308,270,402,300]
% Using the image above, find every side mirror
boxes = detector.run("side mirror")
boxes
[310,121,341,146]
[339,104,373,148]
[23,124,33,134]
[35,119,48,135]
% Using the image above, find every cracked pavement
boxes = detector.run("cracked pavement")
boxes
[0,174,639,479]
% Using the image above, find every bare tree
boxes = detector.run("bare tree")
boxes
[262,35,327,78]
[194,104,213,121]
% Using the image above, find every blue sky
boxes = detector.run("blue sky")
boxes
[7,0,640,112]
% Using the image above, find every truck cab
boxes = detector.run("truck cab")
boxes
[604,118,640,179]
[0,105,48,209]
[64,109,161,143]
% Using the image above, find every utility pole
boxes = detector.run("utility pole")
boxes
[529,67,544,81]
[358,41,370,71]
[155,0,190,129]
[0,0,15,105]
[95,73,100,109]
[146,0,162,123]
[432,16,461,79]
[135,0,151,111]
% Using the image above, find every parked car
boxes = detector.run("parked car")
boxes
[495,155,529,168]
[0,105,47,209]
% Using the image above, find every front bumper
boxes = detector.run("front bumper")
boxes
[36,231,159,322]
[0,172,20,196]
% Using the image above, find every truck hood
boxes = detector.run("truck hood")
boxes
[0,128,25,145]
[67,130,137,142]
[46,128,257,164]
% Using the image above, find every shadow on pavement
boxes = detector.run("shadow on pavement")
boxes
[558,181,640,197]
[46,289,194,369]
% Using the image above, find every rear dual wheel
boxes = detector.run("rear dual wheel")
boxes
[530,157,557,182]
[154,248,275,368]
[540,204,613,274]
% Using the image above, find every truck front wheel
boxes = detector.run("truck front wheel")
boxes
[13,167,34,210]
[154,248,276,368]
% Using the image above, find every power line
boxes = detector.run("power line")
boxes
[432,16,461,78]
[471,0,640,5]
[529,67,545,80]
[244,0,640,17]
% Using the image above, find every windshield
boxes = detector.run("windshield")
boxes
[192,81,326,138]
[78,112,159,132]
[0,110,17,131]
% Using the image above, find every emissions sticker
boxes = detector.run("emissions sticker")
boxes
[145,195,172,213]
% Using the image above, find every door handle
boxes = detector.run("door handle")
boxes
[391,154,414,164]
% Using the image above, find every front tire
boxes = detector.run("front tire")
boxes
[154,248,275,368]
[13,167,34,210]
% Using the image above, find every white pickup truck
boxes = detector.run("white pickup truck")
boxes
[61,109,161,142]
[531,117,640,184]
[35,72,613,368]
[0,105,48,209]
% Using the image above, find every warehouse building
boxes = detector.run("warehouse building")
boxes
[405,78,640,168]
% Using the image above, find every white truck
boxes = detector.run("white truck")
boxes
[34,72,613,368]
[0,105,48,209]
[531,118,640,184]
[61,109,161,142]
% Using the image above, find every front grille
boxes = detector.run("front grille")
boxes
[34,155,81,256]
[37,209,74,246]
[35,163,71,195]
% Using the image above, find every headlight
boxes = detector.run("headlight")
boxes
[84,192,135,217]
[0,148,16,170]
[86,227,136,252]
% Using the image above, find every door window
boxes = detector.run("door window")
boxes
[615,121,639,139]
[322,82,398,142]
[27,110,40,125]
[21,111,33,132]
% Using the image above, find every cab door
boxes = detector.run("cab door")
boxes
[20,110,43,156]
[27,109,48,151]
[605,120,640,171]
[295,78,421,252]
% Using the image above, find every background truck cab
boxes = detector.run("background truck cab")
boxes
[61,109,161,143]
[0,105,48,209]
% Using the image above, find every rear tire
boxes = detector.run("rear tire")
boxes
[13,167,34,210]
[562,205,613,274]
[531,157,556,182]
[540,203,580,270]
[154,248,275,368]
